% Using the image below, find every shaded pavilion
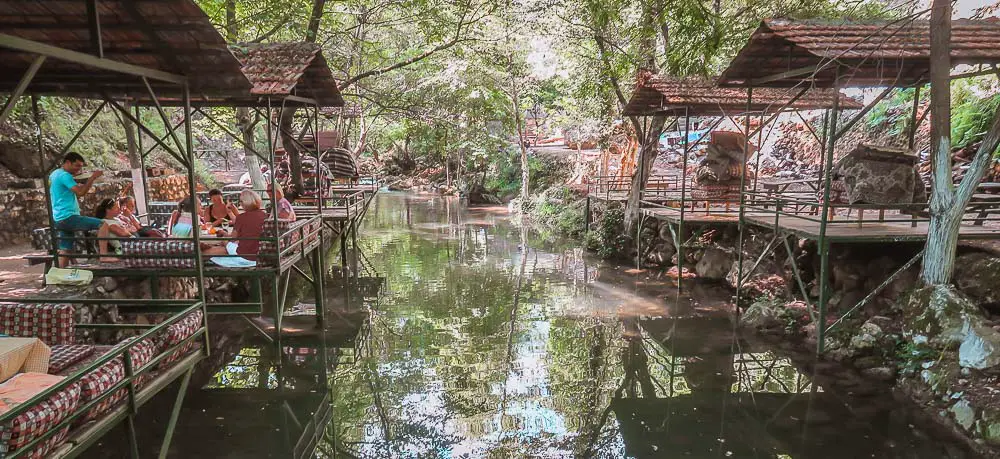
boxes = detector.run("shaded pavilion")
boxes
[0,0,255,457]
[718,18,1000,352]
[610,73,858,290]
[113,42,362,344]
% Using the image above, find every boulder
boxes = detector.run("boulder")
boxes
[849,321,884,352]
[959,323,1000,370]
[696,248,734,280]
[903,285,1000,370]
[978,407,1000,446]
[740,299,783,330]
[952,252,1000,310]
[949,399,976,431]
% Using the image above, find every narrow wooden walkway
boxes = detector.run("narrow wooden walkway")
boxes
[744,213,1000,242]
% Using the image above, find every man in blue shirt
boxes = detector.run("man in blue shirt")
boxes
[50,152,104,267]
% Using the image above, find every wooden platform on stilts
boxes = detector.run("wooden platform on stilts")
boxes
[744,212,1000,242]
[641,206,745,224]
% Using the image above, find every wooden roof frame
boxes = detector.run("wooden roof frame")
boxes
[622,74,862,117]
[0,0,251,99]
[128,43,345,108]
[718,18,1000,88]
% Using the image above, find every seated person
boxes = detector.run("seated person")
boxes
[171,196,227,256]
[93,198,135,262]
[267,183,296,221]
[227,190,268,261]
[166,198,184,236]
[203,189,239,227]
[118,196,165,238]
[117,196,142,232]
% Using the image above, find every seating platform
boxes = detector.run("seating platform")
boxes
[744,212,1000,242]
[641,206,745,224]
[0,301,206,459]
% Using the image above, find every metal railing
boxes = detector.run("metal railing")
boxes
[0,300,207,458]
[742,190,1000,230]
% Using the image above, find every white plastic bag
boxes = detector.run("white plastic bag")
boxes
[45,267,93,286]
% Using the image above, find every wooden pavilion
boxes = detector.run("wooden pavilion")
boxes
[0,2,358,457]
[609,73,858,289]
[718,18,1000,352]
[0,1,249,457]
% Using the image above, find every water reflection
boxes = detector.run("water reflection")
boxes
[324,193,970,458]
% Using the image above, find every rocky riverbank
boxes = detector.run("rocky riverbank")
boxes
[581,202,1000,456]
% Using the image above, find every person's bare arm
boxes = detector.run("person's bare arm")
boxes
[70,170,103,196]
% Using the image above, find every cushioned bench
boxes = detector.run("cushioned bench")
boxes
[116,218,315,270]
[0,303,204,458]
[31,228,96,255]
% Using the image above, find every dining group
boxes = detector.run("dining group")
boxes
[50,152,297,268]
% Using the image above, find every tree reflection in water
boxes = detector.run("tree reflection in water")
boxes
[323,193,970,459]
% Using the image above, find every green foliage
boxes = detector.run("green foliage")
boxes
[865,87,923,140]
[525,186,585,239]
[951,79,1000,150]
[895,338,941,376]
[585,205,629,259]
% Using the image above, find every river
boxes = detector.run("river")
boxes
[94,192,973,458]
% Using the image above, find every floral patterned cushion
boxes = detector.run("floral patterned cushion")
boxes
[0,379,81,459]
[77,338,157,422]
[157,310,203,368]
[49,345,95,374]
[120,239,196,269]
[0,304,74,346]
[258,219,306,267]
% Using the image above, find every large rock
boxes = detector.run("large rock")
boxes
[979,407,1000,446]
[950,399,976,431]
[953,252,1000,310]
[696,248,735,279]
[849,321,884,352]
[959,323,1000,369]
[903,285,1000,369]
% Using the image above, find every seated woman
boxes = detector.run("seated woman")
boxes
[267,183,296,221]
[116,196,142,233]
[226,190,268,261]
[171,196,227,256]
[119,196,165,238]
[202,189,239,227]
[93,198,135,262]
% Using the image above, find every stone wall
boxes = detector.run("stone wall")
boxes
[0,173,190,248]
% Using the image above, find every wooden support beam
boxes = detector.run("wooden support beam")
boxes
[86,0,103,58]
[748,64,821,86]
[0,34,185,84]
[0,55,45,126]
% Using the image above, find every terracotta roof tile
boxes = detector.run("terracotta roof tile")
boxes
[720,18,1000,88]
[229,43,343,107]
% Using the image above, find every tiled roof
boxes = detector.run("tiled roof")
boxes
[230,42,344,107]
[0,0,251,98]
[719,18,1000,88]
[622,74,861,116]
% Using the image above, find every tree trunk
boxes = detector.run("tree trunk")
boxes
[624,115,667,233]
[237,109,266,190]
[121,101,148,216]
[224,1,265,191]
[305,0,327,43]
[279,108,305,195]
[921,0,956,285]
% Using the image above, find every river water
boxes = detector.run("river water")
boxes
[96,192,973,458]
